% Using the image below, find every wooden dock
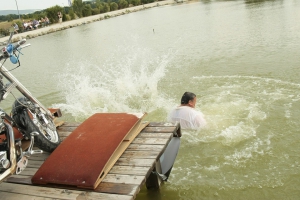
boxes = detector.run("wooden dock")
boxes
[0,121,180,200]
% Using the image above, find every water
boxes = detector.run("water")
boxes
[1,0,300,199]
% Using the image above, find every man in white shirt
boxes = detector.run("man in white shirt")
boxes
[168,92,206,130]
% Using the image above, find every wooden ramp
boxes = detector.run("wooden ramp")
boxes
[1,121,180,200]
[32,113,147,189]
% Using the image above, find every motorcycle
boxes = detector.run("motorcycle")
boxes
[0,28,61,183]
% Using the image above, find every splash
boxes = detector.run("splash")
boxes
[169,75,300,190]
[53,45,175,121]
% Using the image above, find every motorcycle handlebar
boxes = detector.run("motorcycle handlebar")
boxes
[0,38,28,62]
[13,39,27,50]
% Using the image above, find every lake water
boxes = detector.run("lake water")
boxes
[2,0,300,199]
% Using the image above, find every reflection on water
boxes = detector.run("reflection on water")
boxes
[3,0,299,199]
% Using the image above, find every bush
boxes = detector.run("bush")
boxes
[0,28,9,36]
[110,2,118,11]
[130,0,141,6]
[69,10,76,20]
[119,0,129,9]
[45,5,64,24]
[15,21,24,33]
[100,3,110,13]
[92,8,100,15]
[62,13,67,21]
[82,4,92,17]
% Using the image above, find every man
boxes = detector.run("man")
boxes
[168,92,206,130]
[32,19,39,29]
[58,12,62,24]
[13,23,19,34]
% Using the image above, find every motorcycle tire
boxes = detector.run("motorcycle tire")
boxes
[11,97,61,152]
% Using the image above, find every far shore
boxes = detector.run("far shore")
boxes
[0,0,177,45]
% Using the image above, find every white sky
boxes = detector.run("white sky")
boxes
[0,0,71,10]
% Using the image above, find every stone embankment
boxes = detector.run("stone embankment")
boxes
[0,0,175,45]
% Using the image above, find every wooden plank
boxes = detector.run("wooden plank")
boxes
[29,153,50,161]
[6,176,32,185]
[121,151,161,159]
[57,131,72,137]
[59,136,68,142]
[137,132,173,138]
[56,126,77,132]
[0,182,133,200]
[132,138,170,145]
[109,166,153,183]
[143,123,181,137]
[6,177,139,198]
[94,182,139,196]
[59,122,81,127]
[8,163,152,184]
[90,121,148,188]
[0,192,55,200]
[148,121,178,127]
[109,166,150,176]
[54,120,65,127]
[115,158,154,167]
[127,144,165,152]
[141,126,177,133]
[102,174,145,185]
[16,168,37,176]
[83,191,133,200]
[26,160,44,168]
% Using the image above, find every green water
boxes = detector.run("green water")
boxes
[1,0,300,199]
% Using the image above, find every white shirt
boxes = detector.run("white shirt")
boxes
[168,106,207,130]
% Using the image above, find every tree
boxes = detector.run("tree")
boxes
[130,0,141,6]
[95,0,102,8]
[110,2,118,11]
[69,10,76,20]
[82,4,92,17]
[15,20,24,33]
[118,0,128,9]
[92,8,100,15]
[45,6,64,24]
[73,0,84,18]
[100,2,110,13]
[6,14,14,22]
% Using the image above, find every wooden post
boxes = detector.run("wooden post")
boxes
[145,161,163,189]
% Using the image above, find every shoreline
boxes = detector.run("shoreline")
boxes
[0,0,176,45]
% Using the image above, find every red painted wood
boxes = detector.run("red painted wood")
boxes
[31,113,141,189]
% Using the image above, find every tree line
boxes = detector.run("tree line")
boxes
[0,0,157,22]
[0,0,157,34]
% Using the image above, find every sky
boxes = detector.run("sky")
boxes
[0,0,72,10]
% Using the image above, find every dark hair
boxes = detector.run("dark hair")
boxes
[181,92,196,104]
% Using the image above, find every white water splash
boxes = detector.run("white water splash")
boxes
[168,75,300,190]
[53,46,176,121]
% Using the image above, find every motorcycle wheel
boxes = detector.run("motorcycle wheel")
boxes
[11,97,61,152]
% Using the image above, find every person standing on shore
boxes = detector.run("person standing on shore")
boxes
[13,23,19,34]
[168,92,207,130]
[58,12,62,24]
[45,16,50,26]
